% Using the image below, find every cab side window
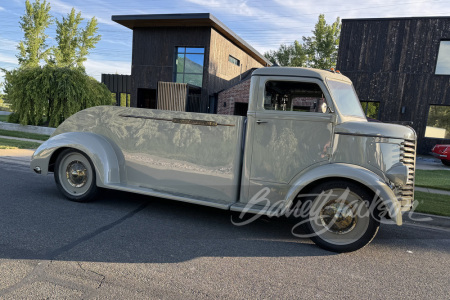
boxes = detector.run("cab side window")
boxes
[263,81,327,113]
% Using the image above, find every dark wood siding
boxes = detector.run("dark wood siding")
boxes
[131,26,211,111]
[337,17,450,154]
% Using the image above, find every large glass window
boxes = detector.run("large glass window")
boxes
[263,81,327,113]
[360,101,380,119]
[174,47,204,87]
[425,105,450,139]
[435,41,450,75]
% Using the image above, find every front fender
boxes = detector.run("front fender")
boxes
[285,163,403,225]
[30,132,126,187]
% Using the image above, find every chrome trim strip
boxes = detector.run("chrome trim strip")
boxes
[335,132,403,139]
[119,114,235,127]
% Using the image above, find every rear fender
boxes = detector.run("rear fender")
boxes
[30,132,126,187]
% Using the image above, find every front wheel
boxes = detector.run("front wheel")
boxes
[54,149,99,202]
[302,180,380,253]
[441,159,450,166]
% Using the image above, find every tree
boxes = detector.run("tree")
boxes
[264,14,341,69]
[264,41,307,67]
[3,66,111,127]
[303,14,341,69]
[17,0,53,67]
[2,0,109,127]
[52,8,101,68]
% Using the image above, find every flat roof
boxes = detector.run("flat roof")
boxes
[112,13,271,66]
[343,16,450,22]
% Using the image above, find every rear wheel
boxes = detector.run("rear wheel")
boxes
[441,159,450,166]
[303,180,380,253]
[54,149,98,202]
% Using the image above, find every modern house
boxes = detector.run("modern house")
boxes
[110,13,271,113]
[337,17,450,153]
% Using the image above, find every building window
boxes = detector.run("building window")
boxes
[263,81,326,113]
[425,105,450,139]
[229,55,240,66]
[435,41,450,75]
[174,47,204,87]
[360,101,380,119]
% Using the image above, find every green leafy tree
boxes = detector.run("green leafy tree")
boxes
[52,8,101,68]
[303,14,341,69]
[264,41,307,67]
[3,66,111,127]
[17,0,53,67]
[264,14,341,69]
[2,1,109,126]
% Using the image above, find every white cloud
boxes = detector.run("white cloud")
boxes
[84,58,131,81]
[49,0,119,27]
[0,6,5,11]
[0,52,18,65]
[0,38,19,52]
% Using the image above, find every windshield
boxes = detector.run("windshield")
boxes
[327,79,366,119]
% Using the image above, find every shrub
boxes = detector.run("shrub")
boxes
[3,66,112,127]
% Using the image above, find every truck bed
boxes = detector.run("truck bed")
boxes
[53,106,246,206]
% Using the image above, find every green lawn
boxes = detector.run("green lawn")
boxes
[414,191,450,217]
[0,137,41,149]
[0,115,8,122]
[0,129,50,141]
[415,169,450,191]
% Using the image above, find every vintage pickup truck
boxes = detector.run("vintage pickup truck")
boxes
[31,67,417,252]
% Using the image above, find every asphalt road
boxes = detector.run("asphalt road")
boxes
[0,158,449,299]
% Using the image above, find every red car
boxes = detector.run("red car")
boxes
[431,144,450,166]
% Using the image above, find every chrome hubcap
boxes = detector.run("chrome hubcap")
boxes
[66,161,88,188]
[319,200,358,234]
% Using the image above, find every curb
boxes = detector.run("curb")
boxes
[403,212,450,230]
[0,121,55,136]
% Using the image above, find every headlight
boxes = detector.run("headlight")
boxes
[385,162,409,186]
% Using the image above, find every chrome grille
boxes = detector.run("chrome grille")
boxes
[399,139,416,210]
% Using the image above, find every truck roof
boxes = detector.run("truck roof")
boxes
[252,67,352,83]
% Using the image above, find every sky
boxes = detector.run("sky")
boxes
[1,0,450,84]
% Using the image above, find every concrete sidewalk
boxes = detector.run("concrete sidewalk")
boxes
[0,149,35,166]
[416,156,450,171]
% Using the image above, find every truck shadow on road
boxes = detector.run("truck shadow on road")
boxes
[1,181,340,263]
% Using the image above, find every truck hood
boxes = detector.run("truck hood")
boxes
[335,121,416,140]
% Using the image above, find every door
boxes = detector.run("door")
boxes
[137,88,157,109]
[248,77,334,185]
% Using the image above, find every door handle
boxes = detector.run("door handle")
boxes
[256,120,268,124]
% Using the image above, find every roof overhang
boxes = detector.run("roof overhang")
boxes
[112,13,271,66]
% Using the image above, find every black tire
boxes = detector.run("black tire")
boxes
[442,159,450,166]
[54,149,99,202]
[302,180,380,253]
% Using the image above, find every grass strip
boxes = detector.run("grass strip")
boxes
[414,191,450,217]
[0,115,8,122]
[415,169,450,191]
[0,129,50,141]
[0,137,41,149]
